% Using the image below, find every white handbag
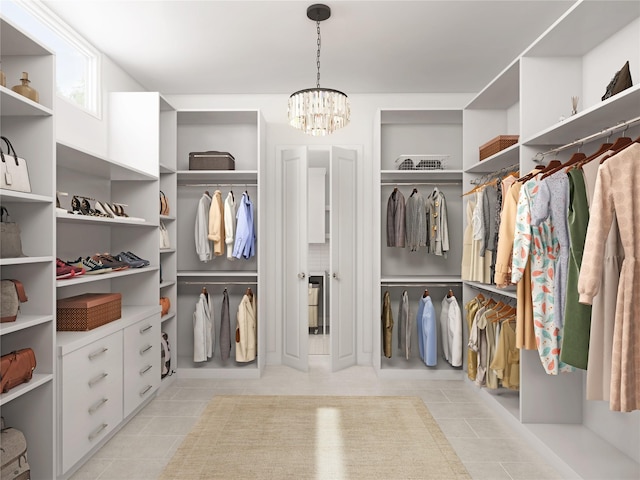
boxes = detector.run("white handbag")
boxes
[0,137,31,193]
[159,221,170,249]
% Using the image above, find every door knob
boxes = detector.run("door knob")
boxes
[332,272,339,280]
[298,272,306,279]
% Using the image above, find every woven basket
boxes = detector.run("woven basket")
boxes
[479,135,519,161]
[57,293,122,331]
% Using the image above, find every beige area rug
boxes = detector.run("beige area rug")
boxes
[160,395,470,480]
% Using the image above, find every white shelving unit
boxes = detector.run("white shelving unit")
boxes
[175,109,266,378]
[461,1,640,478]
[0,15,56,479]
[55,126,162,476]
[374,108,465,379]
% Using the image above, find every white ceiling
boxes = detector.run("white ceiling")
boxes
[42,0,576,96]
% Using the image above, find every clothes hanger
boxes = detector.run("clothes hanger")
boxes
[411,188,418,197]
[540,148,586,180]
[246,287,253,300]
[600,134,633,164]
[422,288,430,298]
[447,289,454,298]
[516,163,547,183]
[572,140,614,170]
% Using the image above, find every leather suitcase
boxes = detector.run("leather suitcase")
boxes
[57,293,122,331]
[188,151,235,170]
[0,348,36,393]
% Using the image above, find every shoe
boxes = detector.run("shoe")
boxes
[117,252,147,268]
[69,257,113,275]
[56,258,86,279]
[92,253,129,271]
[124,251,150,266]
[69,195,83,215]
[95,201,113,218]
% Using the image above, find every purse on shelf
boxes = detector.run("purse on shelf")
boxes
[0,136,32,193]
[0,348,36,393]
[160,191,170,216]
[395,157,415,170]
[1,280,28,323]
[0,206,25,258]
[159,221,170,249]
[602,60,633,101]
[0,417,31,480]
[160,297,171,316]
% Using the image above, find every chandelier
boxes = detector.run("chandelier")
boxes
[288,4,350,136]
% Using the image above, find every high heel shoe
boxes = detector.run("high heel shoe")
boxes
[70,195,83,215]
[95,201,113,217]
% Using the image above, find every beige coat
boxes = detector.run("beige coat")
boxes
[578,143,640,412]
[208,190,225,256]
[235,292,257,362]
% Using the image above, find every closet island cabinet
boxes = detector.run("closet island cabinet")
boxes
[462,1,640,478]
[175,109,266,378]
[0,15,56,480]
[374,108,464,379]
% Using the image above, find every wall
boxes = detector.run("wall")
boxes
[166,92,474,366]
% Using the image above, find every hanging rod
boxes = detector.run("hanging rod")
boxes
[532,114,640,162]
[180,281,257,285]
[469,163,520,185]
[178,183,257,187]
[381,181,462,186]
[381,283,461,287]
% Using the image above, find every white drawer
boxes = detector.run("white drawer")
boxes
[60,331,123,472]
[123,317,159,417]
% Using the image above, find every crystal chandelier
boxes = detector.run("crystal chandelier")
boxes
[288,4,350,136]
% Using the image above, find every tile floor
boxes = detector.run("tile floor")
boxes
[69,356,566,480]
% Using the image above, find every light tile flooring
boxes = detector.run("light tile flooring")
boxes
[70,356,566,480]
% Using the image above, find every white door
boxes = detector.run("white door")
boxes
[281,147,309,371]
[330,146,358,371]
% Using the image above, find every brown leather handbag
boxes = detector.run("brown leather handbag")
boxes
[0,348,36,393]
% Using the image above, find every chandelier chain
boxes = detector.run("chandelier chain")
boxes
[316,20,321,88]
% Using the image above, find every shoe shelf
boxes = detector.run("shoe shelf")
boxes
[0,314,54,336]
[0,374,53,407]
[0,189,54,203]
[56,265,159,288]
[56,211,156,226]
[0,85,53,117]
[0,256,54,266]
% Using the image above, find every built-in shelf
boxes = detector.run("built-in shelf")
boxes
[464,144,520,174]
[176,170,258,184]
[380,169,463,183]
[0,189,54,203]
[159,164,176,174]
[160,248,176,254]
[161,311,176,323]
[0,374,53,407]
[0,86,53,116]
[0,256,53,266]
[159,281,176,289]
[56,211,154,226]
[177,271,258,278]
[56,141,157,181]
[380,276,462,285]
[0,314,54,336]
[159,214,175,221]
[464,280,517,299]
[56,265,159,288]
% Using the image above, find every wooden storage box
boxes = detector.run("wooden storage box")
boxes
[479,135,519,160]
[57,293,122,331]
[188,151,235,170]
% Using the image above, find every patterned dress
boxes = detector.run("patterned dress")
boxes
[511,177,573,375]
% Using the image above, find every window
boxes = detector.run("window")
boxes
[2,0,101,117]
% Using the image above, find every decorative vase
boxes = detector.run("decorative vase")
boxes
[11,72,39,103]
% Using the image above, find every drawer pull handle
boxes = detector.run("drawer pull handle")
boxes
[88,372,108,387]
[139,385,153,397]
[139,324,153,334]
[88,423,108,441]
[88,398,108,415]
[139,344,153,355]
[139,364,153,375]
[88,347,108,360]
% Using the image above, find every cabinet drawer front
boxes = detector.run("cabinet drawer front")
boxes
[123,318,160,417]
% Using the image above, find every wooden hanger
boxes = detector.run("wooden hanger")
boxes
[475,293,485,303]
[447,289,454,298]
[573,141,614,170]
[600,136,633,164]
[516,163,547,183]
[422,288,430,298]
[540,151,586,180]
[246,287,253,300]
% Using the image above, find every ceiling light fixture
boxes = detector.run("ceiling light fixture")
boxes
[288,4,350,136]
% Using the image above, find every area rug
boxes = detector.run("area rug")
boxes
[160,395,469,479]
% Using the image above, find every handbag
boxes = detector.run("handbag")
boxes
[602,60,633,101]
[0,206,25,258]
[1,280,28,323]
[0,348,36,393]
[159,221,170,249]
[0,418,31,480]
[395,157,414,170]
[0,137,31,193]
[160,297,171,316]
[160,191,170,216]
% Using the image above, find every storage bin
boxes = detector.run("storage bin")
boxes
[479,135,519,161]
[188,151,235,170]
[57,293,122,331]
